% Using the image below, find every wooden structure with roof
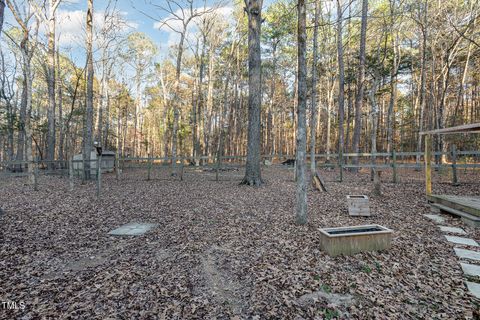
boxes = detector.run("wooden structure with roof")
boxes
[420,123,480,227]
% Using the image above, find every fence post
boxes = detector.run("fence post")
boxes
[425,135,432,195]
[81,158,86,185]
[216,155,221,182]
[115,153,120,181]
[451,144,458,185]
[147,156,152,181]
[33,160,39,191]
[373,169,382,196]
[392,149,398,183]
[96,156,102,198]
[69,158,74,191]
[338,150,344,182]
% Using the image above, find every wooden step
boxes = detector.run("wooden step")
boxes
[431,203,480,228]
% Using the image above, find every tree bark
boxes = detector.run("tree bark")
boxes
[57,49,64,162]
[416,3,428,167]
[46,1,57,167]
[310,0,319,175]
[296,0,307,225]
[0,0,5,37]
[84,0,94,179]
[241,0,263,186]
[352,0,368,170]
[171,31,186,174]
[336,0,345,177]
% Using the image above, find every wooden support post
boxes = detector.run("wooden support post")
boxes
[294,160,297,181]
[373,169,381,196]
[69,158,74,191]
[392,149,398,183]
[451,144,458,186]
[425,135,432,195]
[338,150,344,182]
[96,155,102,198]
[33,160,38,191]
[180,163,184,181]
[147,157,152,181]
[81,158,86,185]
[215,155,221,182]
[115,154,120,181]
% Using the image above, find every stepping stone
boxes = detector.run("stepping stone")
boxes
[445,236,478,247]
[423,214,445,224]
[465,281,480,299]
[460,263,480,277]
[439,226,467,235]
[108,222,157,236]
[454,248,480,261]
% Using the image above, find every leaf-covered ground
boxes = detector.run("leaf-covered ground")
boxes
[1,166,479,319]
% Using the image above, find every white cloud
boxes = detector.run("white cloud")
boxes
[55,9,138,48]
[153,5,234,47]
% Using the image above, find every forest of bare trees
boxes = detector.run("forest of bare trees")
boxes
[1,0,479,175]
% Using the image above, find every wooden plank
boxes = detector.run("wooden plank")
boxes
[312,171,327,192]
[427,194,480,217]
[420,123,480,135]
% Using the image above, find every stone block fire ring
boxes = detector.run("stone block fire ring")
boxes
[319,224,393,256]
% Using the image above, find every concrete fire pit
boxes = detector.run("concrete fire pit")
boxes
[319,224,393,256]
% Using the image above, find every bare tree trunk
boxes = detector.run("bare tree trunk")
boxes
[0,0,5,36]
[453,42,472,126]
[352,0,368,170]
[241,0,263,186]
[369,72,380,178]
[416,4,427,167]
[83,0,94,180]
[386,35,398,158]
[57,49,64,163]
[310,0,319,175]
[204,44,215,163]
[46,4,57,167]
[171,32,186,174]
[337,0,345,177]
[296,0,307,225]
[15,81,27,168]
[267,42,277,160]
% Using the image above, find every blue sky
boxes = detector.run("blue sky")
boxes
[3,0,239,57]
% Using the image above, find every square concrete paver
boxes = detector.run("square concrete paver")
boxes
[445,235,478,247]
[454,248,480,261]
[108,223,157,236]
[439,226,467,235]
[466,281,480,299]
[423,214,445,224]
[460,263,480,277]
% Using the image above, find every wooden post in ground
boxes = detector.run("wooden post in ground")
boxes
[373,169,381,196]
[294,160,297,181]
[451,144,458,185]
[392,149,398,183]
[339,150,344,182]
[215,155,221,182]
[33,160,39,191]
[180,163,184,181]
[69,158,74,191]
[96,155,102,198]
[81,158,86,185]
[115,153,120,181]
[425,135,432,195]
[147,156,152,181]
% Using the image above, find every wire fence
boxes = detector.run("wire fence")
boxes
[1,148,479,196]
